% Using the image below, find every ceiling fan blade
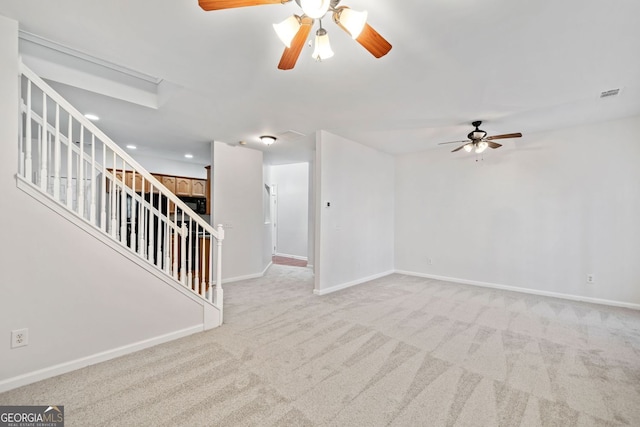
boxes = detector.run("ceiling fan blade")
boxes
[277,17,313,70]
[199,0,286,11]
[355,23,392,58]
[487,141,502,149]
[451,144,467,153]
[438,140,469,146]
[486,132,522,140]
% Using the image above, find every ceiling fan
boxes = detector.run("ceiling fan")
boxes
[438,121,522,154]
[198,0,392,70]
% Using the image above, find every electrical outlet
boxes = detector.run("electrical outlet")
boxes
[11,328,28,348]
[587,274,595,284]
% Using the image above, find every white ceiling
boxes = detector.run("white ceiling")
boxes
[2,0,640,165]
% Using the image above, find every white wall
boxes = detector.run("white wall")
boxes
[315,131,395,293]
[395,115,640,306]
[212,142,267,280]
[130,153,208,179]
[271,163,309,260]
[0,16,211,391]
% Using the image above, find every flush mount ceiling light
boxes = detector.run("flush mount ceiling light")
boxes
[126,144,137,150]
[198,0,391,70]
[84,113,99,121]
[184,153,194,159]
[260,135,277,146]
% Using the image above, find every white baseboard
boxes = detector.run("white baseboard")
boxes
[274,252,308,261]
[0,325,203,393]
[314,270,395,296]
[262,261,273,276]
[215,262,273,285]
[395,270,640,311]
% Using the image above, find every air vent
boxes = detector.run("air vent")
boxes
[276,130,306,141]
[600,89,620,98]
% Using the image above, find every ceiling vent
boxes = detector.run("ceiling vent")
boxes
[600,88,620,98]
[276,130,306,141]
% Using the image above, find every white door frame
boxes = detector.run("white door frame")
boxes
[270,184,278,256]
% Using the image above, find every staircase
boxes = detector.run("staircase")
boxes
[16,62,225,323]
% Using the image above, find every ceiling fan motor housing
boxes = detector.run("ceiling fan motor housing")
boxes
[468,120,486,141]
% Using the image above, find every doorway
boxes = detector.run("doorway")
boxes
[269,163,309,267]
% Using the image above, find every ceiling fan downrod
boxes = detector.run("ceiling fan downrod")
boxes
[467,120,487,141]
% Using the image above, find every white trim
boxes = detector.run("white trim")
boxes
[262,261,273,276]
[395,270,640,311]
[222,272,265,284]
[314,270,395,296]
[0,326,202,393]
[275,252,308,261]
[213,263,273,286]
[19,30,161,84]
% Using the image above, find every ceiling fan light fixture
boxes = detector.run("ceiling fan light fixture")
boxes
[299,0,331,19]
[463,143,473,153]
[273,15,301,48]
[260,135,277,146]
[335,7,368,39]
[470,130,486,140]
[475,141,488,153]
[312,28,334,61]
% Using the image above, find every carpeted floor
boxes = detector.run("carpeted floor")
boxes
[2,265,640,426]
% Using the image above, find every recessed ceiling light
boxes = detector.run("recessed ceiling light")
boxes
[126,144,137,150]
[84,113,99,121]
[184,153,194,159]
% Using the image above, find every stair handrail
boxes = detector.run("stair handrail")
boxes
[19,63,220,240]
[18,61,224,315]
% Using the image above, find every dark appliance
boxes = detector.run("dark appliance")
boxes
[179,196,207,214]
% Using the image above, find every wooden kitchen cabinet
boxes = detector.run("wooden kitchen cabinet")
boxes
[191,179,206,197]
[106,169,211,215]
[161,176,176,213]
[109,169,147,193]
[176,177,192,196]
[161,176,176,193]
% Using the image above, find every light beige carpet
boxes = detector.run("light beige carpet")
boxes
[2,265,640,426]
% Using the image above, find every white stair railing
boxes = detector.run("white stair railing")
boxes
[17,62,224,318]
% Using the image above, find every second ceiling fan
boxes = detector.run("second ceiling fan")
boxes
[438,121,522,154]
[198,0,392,70]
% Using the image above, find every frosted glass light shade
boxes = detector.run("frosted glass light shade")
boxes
[260,135,277,146]
[475,141,488,153]
[463,143,473,153]
[312,30,334,61]
[300,0,331,19]
[273,16,301,47]
[471,130,487,139]
[338,8,368,38]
